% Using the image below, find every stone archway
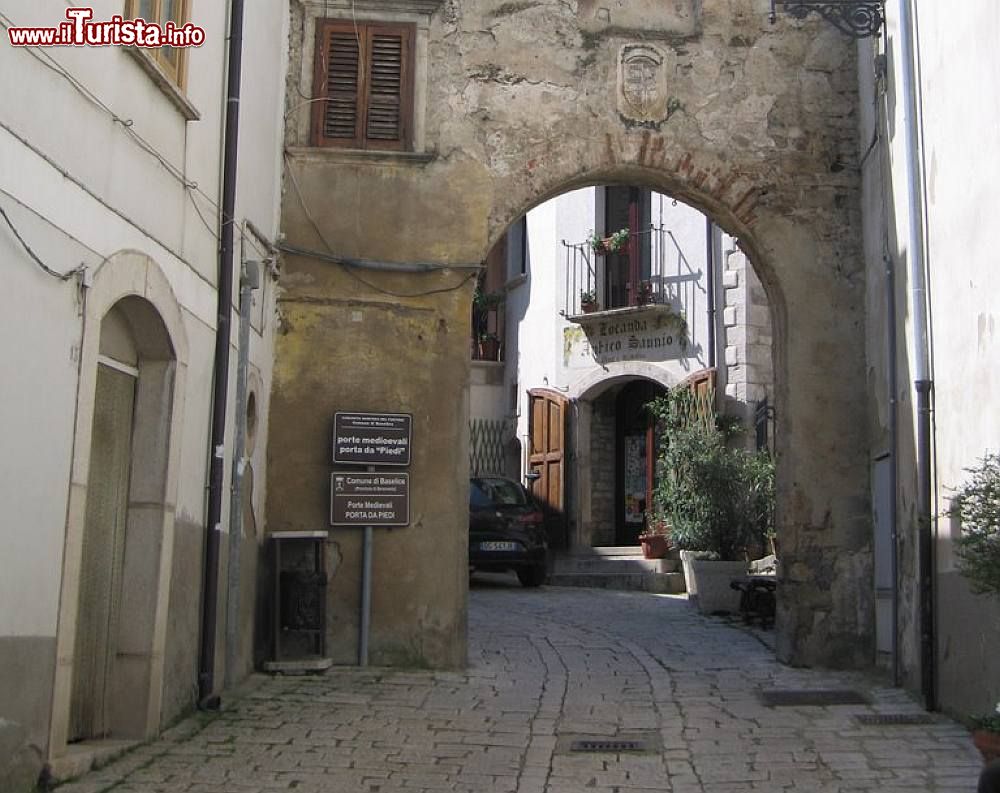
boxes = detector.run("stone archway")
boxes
[271,1,870,669]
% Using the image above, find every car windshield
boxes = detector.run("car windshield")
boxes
[470,478,529,507]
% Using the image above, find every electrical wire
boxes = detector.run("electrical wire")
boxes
[0,204,83,281]
[0,11,273,261]
[282,150,481,298]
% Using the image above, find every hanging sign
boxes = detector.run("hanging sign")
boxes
[333,412,412,466]
[330,472,410,527]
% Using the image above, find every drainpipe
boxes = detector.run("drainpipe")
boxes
[886,255,900,687]
[705,218,716,369]
[898,0,935,711]
[200,0,245,708]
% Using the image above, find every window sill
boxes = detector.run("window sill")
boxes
[286,147,437,167]
[504,273,528,292]
[124,48,200,121]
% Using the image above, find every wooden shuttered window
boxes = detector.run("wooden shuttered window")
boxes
[311,20,415,150]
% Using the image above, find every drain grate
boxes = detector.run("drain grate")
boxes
[760,689,870,707]
[570,739,647,753]
[856,713,936,726]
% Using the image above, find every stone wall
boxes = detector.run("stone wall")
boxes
[276,0,872,668]
[721,244,774,435]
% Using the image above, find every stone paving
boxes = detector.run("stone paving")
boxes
[56,579,982,792]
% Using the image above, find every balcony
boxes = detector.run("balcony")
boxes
[561,224,701,320]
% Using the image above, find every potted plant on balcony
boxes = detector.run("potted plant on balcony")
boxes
[588,228,630,256]
[579,289,599,313]
[638,512,671,560]
[477,332,501,361]
[637,280,655,306]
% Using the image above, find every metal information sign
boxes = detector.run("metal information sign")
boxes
[333,412,412,466]
[330,472,410,527]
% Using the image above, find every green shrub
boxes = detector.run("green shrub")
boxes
[953,453,1000,596]
[648,391,774,562]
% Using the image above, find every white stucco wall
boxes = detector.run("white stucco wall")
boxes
[505,187,715,458]
[0,0,287,753]
[861,0,1000,715]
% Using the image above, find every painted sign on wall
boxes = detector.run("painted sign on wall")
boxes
[563,308,688,369]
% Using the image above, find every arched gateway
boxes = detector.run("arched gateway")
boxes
[269,0,870,669]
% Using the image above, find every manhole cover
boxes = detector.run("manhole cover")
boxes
[571,739,646,753]
[760,689,869,707]
[856,713,936,726]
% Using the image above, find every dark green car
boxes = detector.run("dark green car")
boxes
[469,477,548,587]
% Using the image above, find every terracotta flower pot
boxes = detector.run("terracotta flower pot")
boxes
[581,301,599,314]
[974,730,1000,763]
[639,534,669,560]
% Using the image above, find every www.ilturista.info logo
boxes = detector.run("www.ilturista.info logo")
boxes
[7,7,205,48]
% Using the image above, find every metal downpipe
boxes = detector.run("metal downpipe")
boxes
[705,218,716,370]
[199,0,245,708]
[897,0,935,710]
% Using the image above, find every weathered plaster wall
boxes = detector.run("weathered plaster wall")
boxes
[278,0,871,667]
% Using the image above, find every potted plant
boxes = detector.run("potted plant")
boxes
[636,280,655,305]
[579,289,599,313]
[588,228,630,256]
[638,513,671,560]
[648,390,775,614]
[477,332,501,361]
[953,453,1000,596]
[972,704,1000,763]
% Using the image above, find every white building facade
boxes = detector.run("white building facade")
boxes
[472,186,773,550]
[0,0,287,781]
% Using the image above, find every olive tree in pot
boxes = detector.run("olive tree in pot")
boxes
[649,391,774,614]
[951,453,1000,763]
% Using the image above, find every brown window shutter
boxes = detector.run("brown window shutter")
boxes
[312,20,414,150]
[312,22,363,147]
[363,25,413,150]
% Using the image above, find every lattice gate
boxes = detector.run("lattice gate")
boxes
[469,418,507,476]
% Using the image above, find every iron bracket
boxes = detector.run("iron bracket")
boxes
[770,0,886,38]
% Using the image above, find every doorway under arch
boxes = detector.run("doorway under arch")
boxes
[70,296,177,743]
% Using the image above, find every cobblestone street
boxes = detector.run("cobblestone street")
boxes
[57,580,982,793]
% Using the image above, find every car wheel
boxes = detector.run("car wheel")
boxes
[517,566,546,588]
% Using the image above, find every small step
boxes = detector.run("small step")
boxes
[548,570,686,594]
[549,548,686,593]
[553,556,680,575]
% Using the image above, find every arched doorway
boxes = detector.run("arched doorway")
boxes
[615,379,667,546]
[69,296,177,742]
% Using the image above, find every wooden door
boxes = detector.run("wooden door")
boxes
[71,363,136,740]
[528,389,567,548]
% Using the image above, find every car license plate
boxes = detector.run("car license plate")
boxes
[479,541,519,552]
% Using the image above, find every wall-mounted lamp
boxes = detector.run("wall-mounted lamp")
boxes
[769,0,885,38]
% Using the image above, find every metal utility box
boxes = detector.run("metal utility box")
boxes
[264,531,332,673]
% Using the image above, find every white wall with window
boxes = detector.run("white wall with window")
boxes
[0,0,288,779]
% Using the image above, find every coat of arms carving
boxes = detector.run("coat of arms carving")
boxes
[618,44,670,124]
